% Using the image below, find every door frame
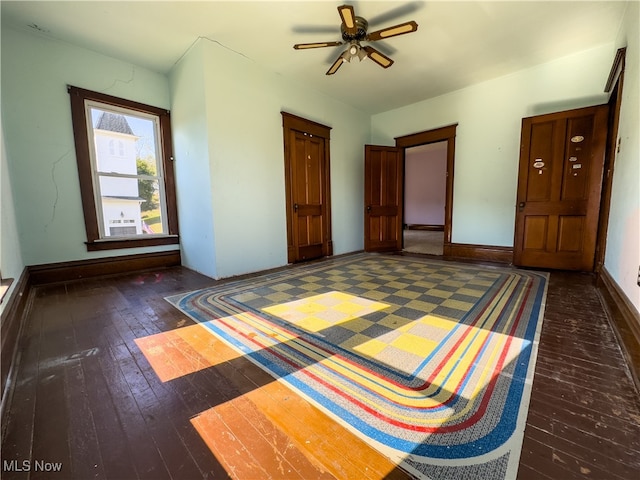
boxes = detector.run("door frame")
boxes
[395,124,457,256]
[595,47,626,274]
[282,112,333,263]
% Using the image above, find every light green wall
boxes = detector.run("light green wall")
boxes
[604,1,640,311]
[1,26,176,266]
[371,43,613,248]
[170,38,370,279]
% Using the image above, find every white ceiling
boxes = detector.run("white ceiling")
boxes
[1,1,628,114]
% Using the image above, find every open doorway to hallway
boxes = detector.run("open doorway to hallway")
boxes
[403,141,447,255]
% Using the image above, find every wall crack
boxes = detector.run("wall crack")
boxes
[173,36,255,68]
[102,66,136,93]
[44,150,71,231]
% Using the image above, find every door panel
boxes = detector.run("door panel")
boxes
[523,216,548,250]
[557,216,584,252]
[364,145,403,252]
[526,121,558,202]
[562,115,595,200]
[514,105,608,271]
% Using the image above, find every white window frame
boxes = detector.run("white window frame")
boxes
[84,100,169,239]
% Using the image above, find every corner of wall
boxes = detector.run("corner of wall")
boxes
[169,40,218,279]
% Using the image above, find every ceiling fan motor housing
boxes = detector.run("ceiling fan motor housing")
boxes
[341,16,368,41]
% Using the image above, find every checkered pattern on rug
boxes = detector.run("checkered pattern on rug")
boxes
[225,258,511,377]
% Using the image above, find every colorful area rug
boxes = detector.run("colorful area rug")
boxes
[165,254,548,479]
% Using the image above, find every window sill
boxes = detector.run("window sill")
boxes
[86,235,179,251]
[1,277,14,304]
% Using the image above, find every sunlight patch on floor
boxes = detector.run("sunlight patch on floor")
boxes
[263,291,389,333]
[134,323,243,382]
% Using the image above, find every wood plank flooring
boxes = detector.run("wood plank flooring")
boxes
[1,264,639,479]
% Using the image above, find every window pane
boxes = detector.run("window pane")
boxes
[99,176,166,236]
[139,179,165,234]
[90,108,159,175]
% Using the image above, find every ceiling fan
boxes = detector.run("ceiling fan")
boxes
[293,4,418,75]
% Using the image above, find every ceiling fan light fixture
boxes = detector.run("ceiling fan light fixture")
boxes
[346,41,367,62]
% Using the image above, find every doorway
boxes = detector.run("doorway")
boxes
[403,141,447,255]
[364,124,456,254]
[396,124,457,257]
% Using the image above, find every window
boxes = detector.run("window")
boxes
[68,86,179,251]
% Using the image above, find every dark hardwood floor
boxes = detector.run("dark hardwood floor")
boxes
[518,271,640,480]
[1,263,639,479]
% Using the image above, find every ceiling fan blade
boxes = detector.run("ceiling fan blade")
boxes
[292,25,340,34]
[294,41,343,50]
[366,21,418,41]
[363,46,394,69]
[326,51,348,75]
[337,4,357,36]
[367,2,422,28]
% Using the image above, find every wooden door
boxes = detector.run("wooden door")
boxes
[364,145,403,252]
[292,132,327,261]
[282,112,333,263]
[513,105,608,271]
